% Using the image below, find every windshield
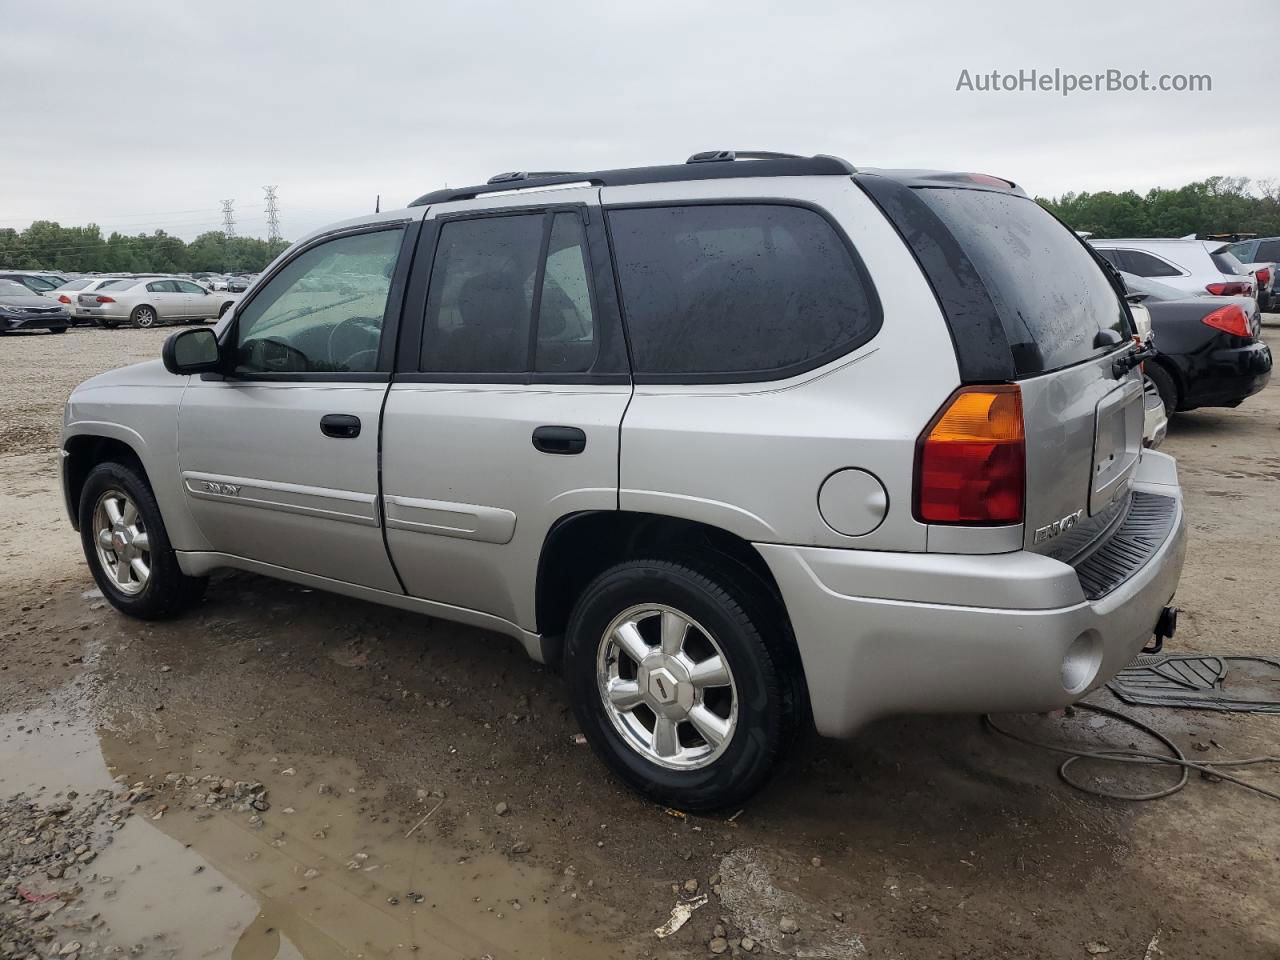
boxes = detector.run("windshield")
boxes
[55,278,92,291]
[99,278,140,290]
[0,280,33,297]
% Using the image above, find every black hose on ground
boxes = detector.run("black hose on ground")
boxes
[983,703,1280,802]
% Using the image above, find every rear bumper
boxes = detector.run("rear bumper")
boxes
[1182,339,1272,408]
[758,451,1186,738]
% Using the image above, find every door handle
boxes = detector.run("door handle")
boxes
[532,425,586,455]
[320,414,361,438]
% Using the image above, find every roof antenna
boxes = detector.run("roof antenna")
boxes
[375,194,381,213]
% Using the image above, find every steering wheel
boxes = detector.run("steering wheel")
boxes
[326,315,382,371]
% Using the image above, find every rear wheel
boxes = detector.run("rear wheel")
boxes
[50,326,68,334]
[130,305,158,328]
[79,461,206,619]
[563,558,794,810]
[219,301,234,318]
[1146,362,1179,417]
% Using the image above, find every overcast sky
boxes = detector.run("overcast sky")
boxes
[5,0,1276,242]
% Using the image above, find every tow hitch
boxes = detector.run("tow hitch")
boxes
[1142,605,1179,655]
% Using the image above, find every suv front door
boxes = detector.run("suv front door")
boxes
[176,220,419,591]
[381,189,631,633]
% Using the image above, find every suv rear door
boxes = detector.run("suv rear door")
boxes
[862,179,1143,557]
[380,187,631,633]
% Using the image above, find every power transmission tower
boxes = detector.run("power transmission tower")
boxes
[220,199,237,239]
[263,186,281,242]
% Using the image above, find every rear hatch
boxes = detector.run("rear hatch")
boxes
[859,176,1143,558]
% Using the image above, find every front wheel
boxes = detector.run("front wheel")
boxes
[130,305,158,328]
[563,559,794,810]
[79,461,206,619]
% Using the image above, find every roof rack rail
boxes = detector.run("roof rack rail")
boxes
[486,170,584,185]
[408,152,857,207]
[686,150,805,164]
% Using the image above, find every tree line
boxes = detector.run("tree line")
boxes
[2,176,1277,275]
[1036,176,1280,240]
[0,223,291,274]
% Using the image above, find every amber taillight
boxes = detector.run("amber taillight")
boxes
[914,385,1025,525]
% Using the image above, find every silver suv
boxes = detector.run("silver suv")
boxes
[61,152,1187,809]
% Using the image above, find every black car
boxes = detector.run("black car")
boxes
[1122,272,1272,415]
[0,279,71,333]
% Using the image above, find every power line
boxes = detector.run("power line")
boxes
[220,199,236,239]
[263,186,282,243]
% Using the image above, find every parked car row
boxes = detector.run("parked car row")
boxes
[1084,235,1275,442]
[0,272,246,334]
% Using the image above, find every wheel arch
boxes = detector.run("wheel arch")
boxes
[62,429,151,530]
[535,511,805,685]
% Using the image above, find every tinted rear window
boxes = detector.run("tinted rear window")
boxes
[607,204,880,380]
[1256,240,1280,262]
[1210,251,1246,276]
[915,189,1131,375]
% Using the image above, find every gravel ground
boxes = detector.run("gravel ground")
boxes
[1,322,1279,959]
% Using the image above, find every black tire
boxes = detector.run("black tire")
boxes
[50,326,68,334]
[218,301,234,318]
[1146,362,1179,416]
[102,320,119,330]
[563,558,794,810]
[130,305,158,328]
[78,461,206,620]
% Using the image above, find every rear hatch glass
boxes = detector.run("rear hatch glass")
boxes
[907,186,1144,555]
[913,187,1133,376]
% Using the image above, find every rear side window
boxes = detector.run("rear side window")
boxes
[1119,249,1182,278]
[915,189,1131,375]
[607,204,879,380]
[1256,240,1280,262]
[420,214,543,374]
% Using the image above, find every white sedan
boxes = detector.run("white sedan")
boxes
[76,277,241,328]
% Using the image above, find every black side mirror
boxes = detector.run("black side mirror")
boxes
[163,327,221,375]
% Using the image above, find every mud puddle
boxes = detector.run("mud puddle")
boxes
[1,686,603,959]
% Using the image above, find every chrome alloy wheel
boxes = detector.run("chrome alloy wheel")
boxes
[134,307,156,328]
[93,489,151,596]
[596,604,738,770]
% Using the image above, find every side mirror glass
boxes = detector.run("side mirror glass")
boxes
[163,327,221,375]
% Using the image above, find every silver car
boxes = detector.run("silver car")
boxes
[77,277,240,328]
[1091,238,1256,300]
[61,153,1187,809]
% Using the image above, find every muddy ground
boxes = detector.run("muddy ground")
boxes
[2,322,1278,959]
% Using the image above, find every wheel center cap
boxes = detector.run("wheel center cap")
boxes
[648,666,679,705]
[111,529,128,552]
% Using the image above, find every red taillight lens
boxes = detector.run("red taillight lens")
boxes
[1206,281,1252,296]
[58,294,71,303]
[914,385,1025,525]
[1257,268,1271,288]
[1201,303,1251,337]
[95,295,115,303]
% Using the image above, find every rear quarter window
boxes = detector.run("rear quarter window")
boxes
[915,189,1131,375]
[606,203,880,381]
